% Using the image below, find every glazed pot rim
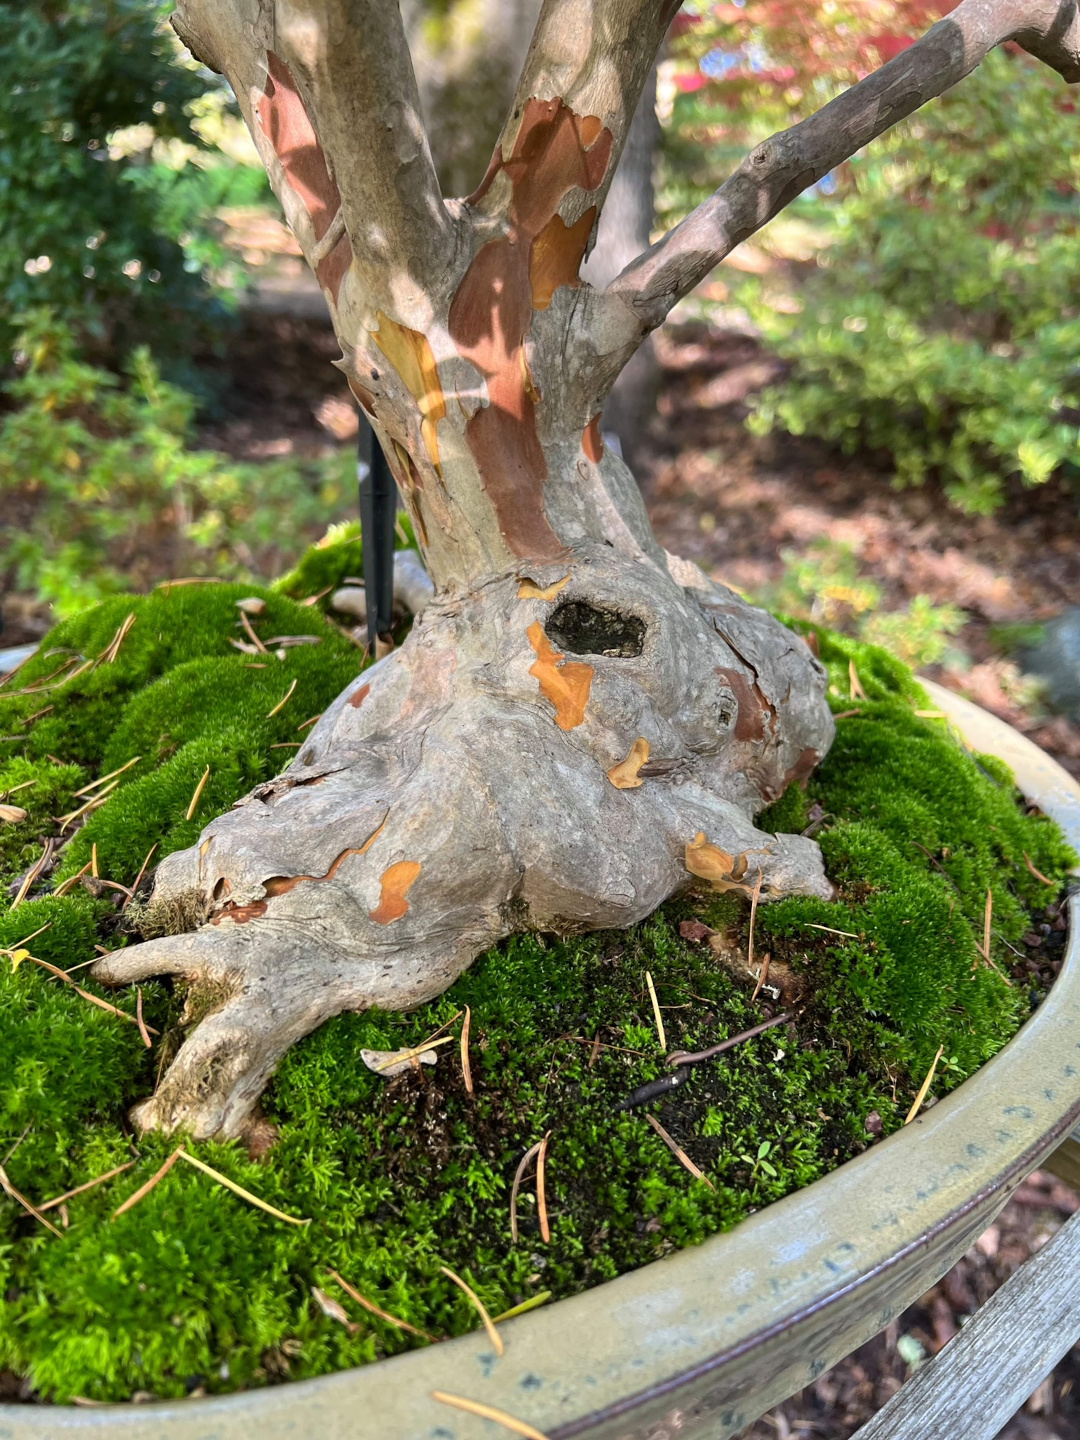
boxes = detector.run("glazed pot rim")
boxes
[4,681,1079,1439]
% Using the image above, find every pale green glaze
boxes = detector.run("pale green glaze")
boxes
[3,682,1078,1440]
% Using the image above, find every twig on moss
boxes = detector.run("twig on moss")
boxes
[300,586,334,607]
[371,1035,454,1072]
[266,678,298,718]
[72,755,141,798]
[460,1005,474,1095]
[91,843,99,879]
[297,713,322,731]
[175,1150,310,1226]
[0,1164,63,1237]
[185,765,211,821]
[328,1268,436,1341]
[440,1265,503,1355]
[667,1012,794,1068]
[536,1131,552,1244]
[904,1044,945,1125]
[269,742,302,749]
[831,708,862,720]
[983,888,993,962]
[645,1113,715,1191]
[644,970,666,1051]
[431,1391,549,1439]
[112,1148,184,1218]
[492,1292,552,1323]
[510,1141,543,1245]
[848,660,868,701]
[1024,852,1055,887]
[135,988,152,1049]
[1,778,36,799]
[803,922,860,939]
[39,1161,136,1212]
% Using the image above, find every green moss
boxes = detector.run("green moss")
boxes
[0,590,1074,1404]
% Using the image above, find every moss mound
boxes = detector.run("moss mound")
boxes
[0,587,1073,1404]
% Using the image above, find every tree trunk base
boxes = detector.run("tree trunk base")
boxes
[94,546,833,1139]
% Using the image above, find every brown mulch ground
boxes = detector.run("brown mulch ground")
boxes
[3,304,1079,1433]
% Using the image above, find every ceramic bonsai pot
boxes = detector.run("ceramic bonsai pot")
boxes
[3,680,1078,1440]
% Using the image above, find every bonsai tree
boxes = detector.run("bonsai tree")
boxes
[94,0,1080,1139]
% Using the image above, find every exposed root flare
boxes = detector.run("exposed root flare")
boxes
[94,548,834,1139]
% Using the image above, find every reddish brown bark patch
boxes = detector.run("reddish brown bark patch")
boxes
[348,682,371,710]
[784,746,821,787]
[717,667,768,743]
[369,860,422,924]
[211,900,268,927]
[582,415,603,463]
[316,234,352,305]
[256,53,340,242]
[448,99,613,560]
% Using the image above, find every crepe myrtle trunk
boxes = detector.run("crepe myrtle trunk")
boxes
[95,0,1080,1140]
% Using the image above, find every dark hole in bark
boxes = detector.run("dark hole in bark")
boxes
[545,600,646,658]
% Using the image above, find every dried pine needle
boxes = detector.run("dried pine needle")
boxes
[536,1130,552,1244]
[54,861,93,897]
[135,988,152,1048]
[185,765,211,821]
[112,1147,184,1219]
[1024,852,1055,886]
[644,970,666,1051]
[39,1161,136,1212]
[645,1113,716,1190]
[371,1035,454,1071]
[492,1292,552,1323]
[750,952,771,1004]
[461,1004,474,1095]
[747,868,763,974]
[431,1392,550,1440]
[72,755,141,798]
[125,843,158,910]
[510,1141,542,1244]
[440,1265,503,1355]
[983,887,993,961]
[267,677,298,717]
[175,1150,310,1226]
[56,782,119,832]
[327,1269,436,1341]
[904,1045,945,1125]
[0,1164,63,1237]
[24,953,159,1033]
[848,659,868,700]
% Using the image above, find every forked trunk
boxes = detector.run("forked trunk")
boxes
[94,0,1080,1137]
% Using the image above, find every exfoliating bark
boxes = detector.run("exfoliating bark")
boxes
[96,0,1080,1137]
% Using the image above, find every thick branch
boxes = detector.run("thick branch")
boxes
[272,0,455,280]
[172,0,454,307]
[606,0,1080,334]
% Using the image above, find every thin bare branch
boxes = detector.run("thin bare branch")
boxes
[607,0,1080,335]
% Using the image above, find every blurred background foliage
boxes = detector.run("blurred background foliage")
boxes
[0,0,1077,638]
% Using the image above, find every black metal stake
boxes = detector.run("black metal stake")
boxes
[357,418,397,645]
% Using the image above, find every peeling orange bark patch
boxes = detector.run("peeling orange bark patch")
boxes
[348,682,371,710]
[685,834,762,895]
[369,861,422,924]
[517,575,570,600]
[527,621,592,730]
[448,98,613,559]
[372,313,446,473]
[582,415,603,463]
[608,737,651,789]
[530,206,596,310]
[256,53,340,237]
